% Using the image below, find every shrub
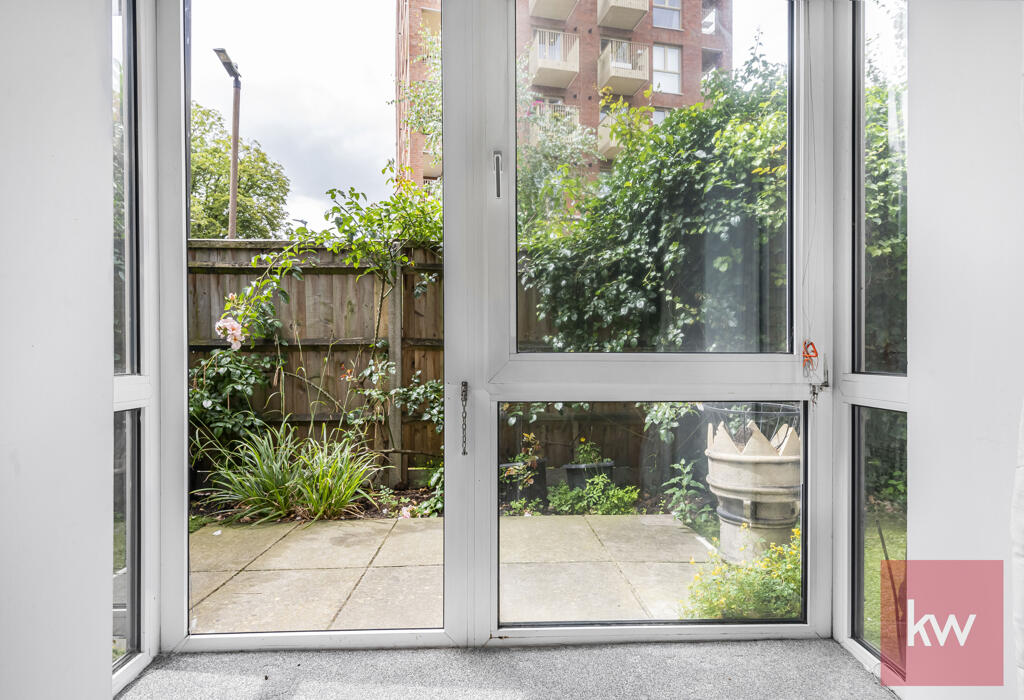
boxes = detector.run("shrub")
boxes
[572,437,603,464]
[547,474,639,515]
[188,348,275,446]
[681,527,802,620]
[197,423,380,522]
[662,460,719,540]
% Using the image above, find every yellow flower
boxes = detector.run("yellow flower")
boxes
[579,437,586,443]
[689,556,695,565]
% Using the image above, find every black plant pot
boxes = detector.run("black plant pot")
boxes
[564,460,615,490]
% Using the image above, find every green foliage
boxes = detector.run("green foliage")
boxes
[682,528,802,620]
[416,461,445,517]
[862,409,907,510]
[662,460,718,540]
[519,54,790,352]
[861,81,908,372]
[189,102,291,239]
[506,498,544,517]
[547,474,639,515]
[639,402,697,444]
[196,423,380,522]
[391,371,444,433]
[396,28,442,166]
[188,349,276,444]
[572,437,604,465]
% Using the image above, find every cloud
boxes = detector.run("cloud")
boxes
[190,0,397,223]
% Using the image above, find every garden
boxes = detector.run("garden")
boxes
[185,25,904,631]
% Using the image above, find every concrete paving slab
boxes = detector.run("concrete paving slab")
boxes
[585,514,711,563]
[189,568,363,633]
[371,517,443,567]
[499,561,647,623]
[189,570,235,608]
[330,565,443,630]
[618,562,698,620]
[246,520,394,571]
[189,522,298,572]
[499,515,610,563]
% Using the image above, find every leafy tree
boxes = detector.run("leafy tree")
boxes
[190,102,291,239]
[520,53,789,352]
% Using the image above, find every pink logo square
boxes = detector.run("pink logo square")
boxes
[880,559,1003,686]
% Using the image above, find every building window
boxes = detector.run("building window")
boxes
[702,48,723,74]
[653,0,681,30]
[852,407,908,656]
[113,0,138,376]
[652,44,681,94]
[702,0,719,34]
[652,107,670,125]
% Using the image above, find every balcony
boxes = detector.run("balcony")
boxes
[529,30,580,89]
[422,153,441,179]
[528,103,581,145]
[598,0,647,30]
[529,0,578,21]
[598,40,649,96]
[702,2,718,34]
[597,117,622,159]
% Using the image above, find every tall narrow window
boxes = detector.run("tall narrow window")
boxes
[852,407,907,654]
[702,0,719,34]
[113,410,141,665]
[653,0,681,30]
[855,0,907,375]
[113,0,137,376]
[652,44,681,94]
[112,0,141,670]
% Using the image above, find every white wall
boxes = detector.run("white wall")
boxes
[907,1,1024,697]
[0,0,114,697]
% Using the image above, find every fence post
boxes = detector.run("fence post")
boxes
[388,261,405,485]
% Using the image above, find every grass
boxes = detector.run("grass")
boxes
[189,513,219,534]
[861,509,908,650]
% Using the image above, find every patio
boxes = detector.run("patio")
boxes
[189,514,712,633]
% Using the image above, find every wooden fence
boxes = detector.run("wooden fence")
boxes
[188,239,694,492]
[188,239,442,484]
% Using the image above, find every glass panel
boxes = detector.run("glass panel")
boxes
[498,401,804,625]
[853,407,907,653]
[187,0,443,633]
[113,0,137,374]
[856,0,907,374]
[517,1,790,353]
[653,8,680,30]
[113,410,139,665]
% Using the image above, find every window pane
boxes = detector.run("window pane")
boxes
[517,1,790,352]
[498,401,804,625]
[653,70,680,94]
[653,8,680,30]
[186,0,443,634]
[113,410,140,665]
[856,0,907,374]
[853,407,907,653]
[113,0,137,375]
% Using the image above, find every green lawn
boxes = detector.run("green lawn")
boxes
[861,510,907,650]
[113,518,126,573]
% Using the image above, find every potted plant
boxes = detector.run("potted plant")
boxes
[563,437,614,490]
[499,432,547,504]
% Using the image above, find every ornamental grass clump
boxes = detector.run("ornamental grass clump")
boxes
[681,526,802,620]
[197,423,380,523]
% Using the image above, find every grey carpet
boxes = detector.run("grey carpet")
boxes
[117,639,894,700]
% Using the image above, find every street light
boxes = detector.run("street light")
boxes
[213,48,241,239]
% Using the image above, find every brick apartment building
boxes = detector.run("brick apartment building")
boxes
[396,0,732,182]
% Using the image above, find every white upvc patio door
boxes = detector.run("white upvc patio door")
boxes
[443,0,836,645]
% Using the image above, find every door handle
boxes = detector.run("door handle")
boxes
[492,150,503,199]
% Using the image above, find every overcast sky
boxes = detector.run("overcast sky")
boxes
[190,0,786,231]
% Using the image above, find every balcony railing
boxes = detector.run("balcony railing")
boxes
[598,0,648,30]
[597,116,622,159]
[598,40,649,96]
[528,103,581,145]
[529,30,580,89]
[529,0,578,21]
[702,5,718,34]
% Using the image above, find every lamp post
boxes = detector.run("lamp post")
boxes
[213,48,241,239]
